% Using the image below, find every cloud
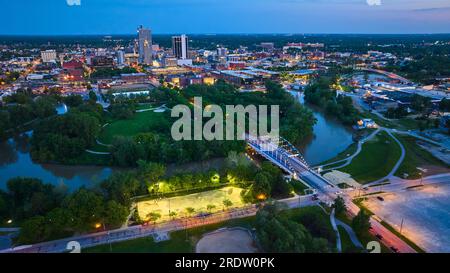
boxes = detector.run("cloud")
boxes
[366,0,381,6]
[66,0,81,6]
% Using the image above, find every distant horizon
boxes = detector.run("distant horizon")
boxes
[1,32,450,37]
[2,1,450,35]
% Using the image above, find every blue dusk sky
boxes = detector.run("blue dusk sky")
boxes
[2,0,450,35]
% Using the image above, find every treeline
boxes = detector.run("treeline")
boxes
[90,67,138,79]
[304,77,359,125]
[0,89,59,139]
[0,178,129,244]
[108,81,315,167]
[385,55,450,85]
[255,204,335,253]
[0,154,296,244]
[30,99,103,163]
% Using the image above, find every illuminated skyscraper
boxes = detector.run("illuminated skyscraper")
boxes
[172,34,189,60]
[137,25,152,65]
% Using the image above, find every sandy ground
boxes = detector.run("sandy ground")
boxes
[196,228,258,253]
[137,186,245,222]
[363,183,450,253]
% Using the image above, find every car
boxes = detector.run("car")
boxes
[375,234,383,240]
[377,196,384,201]
[390,246,399,253]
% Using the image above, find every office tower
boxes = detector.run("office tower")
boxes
[172,34,189,60]
[41,50,57,63]
[137,25,152,65]
[117,50,125,65]
[217,47,227,57]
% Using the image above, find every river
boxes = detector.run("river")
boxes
[290,91,354,166]
[0,104,115,191]
[0,97,354,191]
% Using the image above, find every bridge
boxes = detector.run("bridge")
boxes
[245,135,337,196]
[358,68,412,84]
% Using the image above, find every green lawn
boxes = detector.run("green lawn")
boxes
[317,142,358,166]
[339,131,401,184]
[98,111,168,144]
[394,134,449,179]
[338,226,354,252]
[289,179,310,195]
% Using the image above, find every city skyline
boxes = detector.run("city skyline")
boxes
[1,0,450,35]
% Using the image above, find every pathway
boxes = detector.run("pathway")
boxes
[316,128,381,171]
[365,129,405,186]
[330,209,342,252]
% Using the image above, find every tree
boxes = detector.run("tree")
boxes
[223,199,233,210]
[137,160,166,185]
[33,96,57,118]
[333,196,347,216]
[439,98,450,112]
[185,207,195,217]
[0,110,11,139]
[169,211,177,219]
[17,216,50,244]
[62,189,104,232]
[110,137,145,167]
[352,209,371,235]
[255,204,331,253]
[101,172,142,206]
[64,95,83,107]
[88,91,97,102]
[206,204,216,213]
[146,212,161,224]
[252,173,272,200]
[103,200,129,229]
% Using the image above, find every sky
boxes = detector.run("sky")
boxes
[2,0,450,35]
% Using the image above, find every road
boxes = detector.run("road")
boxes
[248,135,418,253]
[0,195,317,253]
[350,173,450,198]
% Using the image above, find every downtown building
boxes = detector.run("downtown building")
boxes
[137,25,152,65]
[172,34,192,65]
[41,50,57,63]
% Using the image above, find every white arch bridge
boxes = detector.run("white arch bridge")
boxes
[246,135,337,194]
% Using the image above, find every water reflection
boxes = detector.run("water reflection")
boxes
[0,135,115,191]
[290,91,354,165]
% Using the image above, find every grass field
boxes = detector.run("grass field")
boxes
[338,226,354,252]
[394,134,449,179]
[340,131,401,184]
[137,186,245,222]
[317,142,358,166]
[99,110,168,144]
[289,179,310,195]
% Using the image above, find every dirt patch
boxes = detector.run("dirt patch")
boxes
[196,228,258,253]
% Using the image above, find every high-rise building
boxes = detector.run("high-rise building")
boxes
[217,47,227,57]
[172,35,189,60]
[41,50,57,63]
[137,25,152,65]
[117,50,125,65]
